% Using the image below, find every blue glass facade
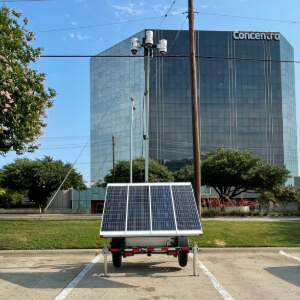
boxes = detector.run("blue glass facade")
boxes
[90,30,298,185]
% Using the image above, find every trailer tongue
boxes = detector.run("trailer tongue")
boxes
[100,182,202,268]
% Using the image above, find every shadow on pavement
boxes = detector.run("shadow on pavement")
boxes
[264,266,300,287]
[0,259,185,289]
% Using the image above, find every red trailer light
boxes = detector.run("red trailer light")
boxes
[181,247,190,251]
[161,248,168,251]
[111,249,119,252]
[147,248,154,252]
[133,248,139,252]
[168,251,176,255]
[125,252,133,256]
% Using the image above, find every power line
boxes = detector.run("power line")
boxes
[39,54,300,64]
[35,16,166,33]
[157,0,176,30]
[0,0,55,2]
[195,11,300,25]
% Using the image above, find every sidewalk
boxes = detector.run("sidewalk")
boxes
[0,214,299,221]
[202,216,300,221]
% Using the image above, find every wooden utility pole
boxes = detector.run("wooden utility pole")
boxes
[188,0,201,216]
[112,135,115,183]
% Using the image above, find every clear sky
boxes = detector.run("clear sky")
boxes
[1,0,300,186]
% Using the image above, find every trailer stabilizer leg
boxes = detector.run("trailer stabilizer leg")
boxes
[193,242,199,276]
[101,244,110,277]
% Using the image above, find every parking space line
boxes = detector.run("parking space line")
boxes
[279,250,300,262]
[190,254,234,300]
[54,254,102,300]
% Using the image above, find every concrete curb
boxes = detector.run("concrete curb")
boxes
[1,247,299,256]
[198,247,300,253]
[0,249,102,256]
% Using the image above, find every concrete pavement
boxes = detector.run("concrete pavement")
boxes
[0,248,299,300]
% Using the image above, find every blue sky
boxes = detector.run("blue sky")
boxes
[1,0,300,186]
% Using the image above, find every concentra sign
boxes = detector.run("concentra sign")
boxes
[233,32,280,41]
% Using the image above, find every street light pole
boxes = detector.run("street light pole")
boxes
[145,51,151,182]
[130,97,135,183]
[131,31,167,183]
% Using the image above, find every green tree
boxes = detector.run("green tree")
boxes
[174,163,193,183]
[0,5,56,155]
[0,156,86,206]
[259,187,300,211]
[104,157,174,184]
[0,187,26,207]
[175,148,290,198]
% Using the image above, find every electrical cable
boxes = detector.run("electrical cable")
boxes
[35,16,165,33]
[39,54,300,64]
[156,0,176,30]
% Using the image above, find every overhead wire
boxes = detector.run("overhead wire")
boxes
[156,0,176,30]
[39,54,300,64]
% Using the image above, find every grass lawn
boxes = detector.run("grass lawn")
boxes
[0,219,299,250]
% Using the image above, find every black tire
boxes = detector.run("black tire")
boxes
[178,252,188,267]
[112,252,122,268]
[110,238,124,268]
[177,236,189,267]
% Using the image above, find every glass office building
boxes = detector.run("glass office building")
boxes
[90,30,298,185]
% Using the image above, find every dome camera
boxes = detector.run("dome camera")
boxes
[131,38,140,55]
[157,39,167,57]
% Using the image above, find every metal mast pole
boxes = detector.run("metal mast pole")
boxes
[112,135,115,183]
[188,0,201,216]
[130,97,135,183]
[145,51,150,183]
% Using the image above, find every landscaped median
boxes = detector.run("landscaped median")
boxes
[0,219,299,250]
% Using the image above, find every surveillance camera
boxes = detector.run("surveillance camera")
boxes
[131,38,140,55]
[159,50,166,56]
[145,30,154,48]
[157,39,167,57]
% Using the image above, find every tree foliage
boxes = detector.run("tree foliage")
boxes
[174,162,193,183]
[175,148,290,198]
[0,156,86,206]
[259,187,300,211]
[0,187,25,207]
[104,157,174,184]
[0,5,56,155]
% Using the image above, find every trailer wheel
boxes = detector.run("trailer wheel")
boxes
[112,252,122,268]
[177,237,189,267]
[178,252,188,267]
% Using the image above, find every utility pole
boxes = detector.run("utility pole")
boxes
[112,135,115,183]
[188,0,201,216]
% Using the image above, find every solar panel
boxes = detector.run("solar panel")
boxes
[151,185,176,231]
[127,185,150,231]
[100,183,202,237]
[101,185,127,232]
[172,185,202,231]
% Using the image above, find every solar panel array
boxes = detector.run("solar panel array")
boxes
[100,183,202,237]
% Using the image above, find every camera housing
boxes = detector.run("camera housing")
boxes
[131,38,141,55]
[157,39,167,56]
[145,30,154,48]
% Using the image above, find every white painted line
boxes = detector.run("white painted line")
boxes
[190,254,234,300]
[279,250,300,262]
[54,254,102,300]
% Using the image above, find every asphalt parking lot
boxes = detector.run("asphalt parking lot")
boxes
[0,248,299,300]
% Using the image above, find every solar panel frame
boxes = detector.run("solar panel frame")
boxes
[100,182,203,237]
[172,184,202,232]
[100,184,128,235]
